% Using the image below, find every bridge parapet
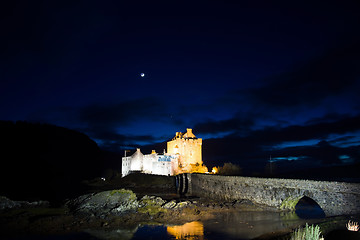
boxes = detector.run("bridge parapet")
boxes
[188,173,360,216]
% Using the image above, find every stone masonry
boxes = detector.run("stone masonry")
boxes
[186,173,360,216]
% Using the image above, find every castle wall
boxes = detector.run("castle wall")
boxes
[152,161,171,176]
[121,156,131,177]
[143,153,157,173]
[121,150,176,177]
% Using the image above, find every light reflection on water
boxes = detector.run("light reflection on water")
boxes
[7,209,324,240]
[127,196,326,240]
[130,210,317,240]
[167,221,204,240]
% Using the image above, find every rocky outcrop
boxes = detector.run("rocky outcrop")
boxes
[66,189,204,219]
[0,196,49,210]
[65,189,138,218]
[0,189,267,238]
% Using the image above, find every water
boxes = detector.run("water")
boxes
[130,199,328,240]
[5,202,329,240]
[87,208,325,240]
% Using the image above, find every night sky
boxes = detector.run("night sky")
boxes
[1,1,360,173]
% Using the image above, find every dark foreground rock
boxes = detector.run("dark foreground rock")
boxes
[65,189,138,218]
[0,188,269,238]
[0,196,49,210]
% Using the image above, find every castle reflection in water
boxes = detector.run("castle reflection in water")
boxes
[167,221,204,240]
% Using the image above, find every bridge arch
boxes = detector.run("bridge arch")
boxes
[295,196,325,219]
[279,194,326,214]
[280,193,322,210]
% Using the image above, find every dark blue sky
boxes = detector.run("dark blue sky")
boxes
[1,1,360,171]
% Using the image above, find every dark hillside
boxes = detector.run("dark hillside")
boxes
[0,121,102,204]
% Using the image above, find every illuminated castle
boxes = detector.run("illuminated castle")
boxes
[167,128,208,174]
[121,128,208,177]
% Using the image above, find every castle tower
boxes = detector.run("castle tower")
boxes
[167,128,207,174]
[130,148,144,171]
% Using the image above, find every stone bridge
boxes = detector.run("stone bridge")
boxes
[175,173,360,216]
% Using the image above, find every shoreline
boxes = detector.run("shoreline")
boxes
[2,172,359,240]
[1,194,358,240]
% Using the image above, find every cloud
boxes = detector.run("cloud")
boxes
[328,135,358,146]
[273,141,340,165]
[78,97,167,128]
[272,140,360,165]
[200,113,360,145]
[200,114,360,170]
[239,39,360,109]
[75,97,178,147]
[194,117,254,135]
[28,97,169,128]
[89,132,159,152]
[305,113,354,125]
[27,97,174,148]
